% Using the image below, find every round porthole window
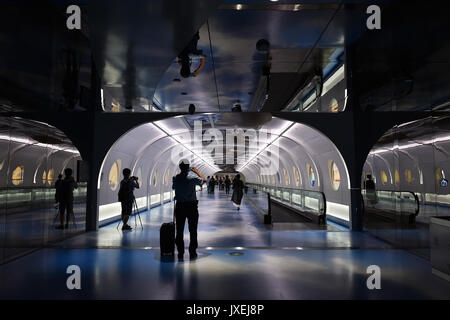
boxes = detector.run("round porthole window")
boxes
[381,170,388,185]
[330,98,339,112]
[109,159,122,191]
[329,161,341,191]
[12,166,24,186]
[293,166,300,186]
[283,168,290,185]
[394,169,400,185]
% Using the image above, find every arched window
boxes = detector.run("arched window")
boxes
[293,166,300,186]
[404,169,412,183]
[12,166,24,186]
[328,160,341,190]
[47,169,54,185]
[394,169,400,185]
[152,170,158,186]
[329,98,339,113]
[306,163,316,187]
[436,168,446,184]
[135,167,142,186]
[164,168,170,185]
[283,168,289,185]
[42,170,47,184]
[380,170,388,185]
[109,159,121,191]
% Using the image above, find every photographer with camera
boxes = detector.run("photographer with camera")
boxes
[172,159,206,259]
[118,168,140,231]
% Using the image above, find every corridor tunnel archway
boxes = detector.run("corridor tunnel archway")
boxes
[97,113,351,230]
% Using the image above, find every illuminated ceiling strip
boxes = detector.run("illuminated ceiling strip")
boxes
[237,122,295,172]
[0,134,79,154]
[152,123,220,172]
[369,135,450,155]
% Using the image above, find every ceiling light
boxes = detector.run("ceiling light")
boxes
[236,4,242,10]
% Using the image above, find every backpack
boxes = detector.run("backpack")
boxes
[118,180,132,202]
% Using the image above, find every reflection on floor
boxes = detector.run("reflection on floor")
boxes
[364,213,431,260]
[1,202,85,263]
[1,190,449,299]
[60,190,383,249]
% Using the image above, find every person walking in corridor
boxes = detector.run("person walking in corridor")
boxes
[364,174,378,204]
[231,174,244,211]
[225,175,231,194]
[118,168,139,231]
[172,159,206,259]
[56,168,78,229]
[209,175,216,194]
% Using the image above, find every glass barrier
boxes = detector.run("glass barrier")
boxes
[246,183,326,217]
[361,189,419,218]
[0,186,87,214]
[243,184,270,214]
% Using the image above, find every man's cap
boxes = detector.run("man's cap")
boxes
[179,159,190,166]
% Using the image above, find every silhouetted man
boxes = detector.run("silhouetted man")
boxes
[225,175,231,194]
[231,174,244,211]
[209,176,216,193]
[56,168,78,229]
[364,174,377,204]
[178,31,207,78]
[118,168,139,231]
[172,159,205,259]
[54,174,63,204]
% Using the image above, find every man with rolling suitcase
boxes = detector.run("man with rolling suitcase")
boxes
[168,159,205,259]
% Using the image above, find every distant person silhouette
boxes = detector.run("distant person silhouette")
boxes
[56,168,78,229]
[208,176,216,193]
[178,31,207,78]
[118,168,139,231]
[218,177,224,190]
[172,159,206,259]
[225,175,231,194]
[231,174,244,211]
[364,174,377,204]
[206,176,211,193]
[54,174,63,204]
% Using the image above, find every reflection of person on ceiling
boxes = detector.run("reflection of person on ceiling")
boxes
[178,31,207,78]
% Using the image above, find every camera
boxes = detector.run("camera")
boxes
[131,176,138,181]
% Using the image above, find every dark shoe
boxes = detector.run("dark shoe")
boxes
[189,251,198,259]
[122,224,132,231]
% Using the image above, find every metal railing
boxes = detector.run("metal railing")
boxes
[0,185,87,214]
[246,183,326,217]
[361,189,419,220]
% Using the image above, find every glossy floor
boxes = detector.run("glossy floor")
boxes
[1,190,449,299]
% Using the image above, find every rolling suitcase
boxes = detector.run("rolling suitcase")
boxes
[160,202,176,256]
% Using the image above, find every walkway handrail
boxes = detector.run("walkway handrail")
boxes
[361,189,419,216]
[246,182,326,216]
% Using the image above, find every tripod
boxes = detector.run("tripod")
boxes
[117,198,143,230]
[53,203,77,229]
